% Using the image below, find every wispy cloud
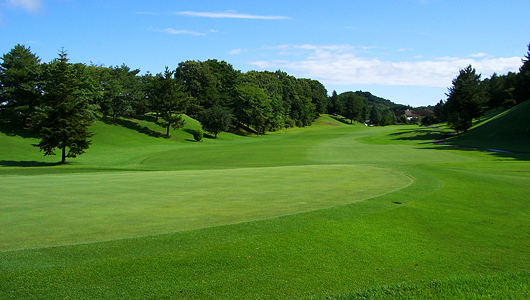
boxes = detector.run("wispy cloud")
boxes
[470,53,488,58]
[7,0,42,13]
[154,28,206,36]
[176,11,290,20]
[229,48,248,55]
[249,45,521,88]
[229,49,242,55]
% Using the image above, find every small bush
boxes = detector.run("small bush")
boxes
[295,120,303,127]
[193,128,204,142]
[503,99,516,109]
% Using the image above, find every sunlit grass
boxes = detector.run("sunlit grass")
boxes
[1,114,529,299]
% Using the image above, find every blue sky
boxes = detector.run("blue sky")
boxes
[1,0,529,106]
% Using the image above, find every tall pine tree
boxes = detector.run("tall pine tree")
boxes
[152,68,189,138]
[444,65,485,135]
[0,44,42,129]
[35,49,93,163]
[516,44,530,104]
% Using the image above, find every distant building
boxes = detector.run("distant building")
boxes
[399,109,434,120]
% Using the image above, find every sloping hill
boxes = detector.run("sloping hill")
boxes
[446,100,530,153]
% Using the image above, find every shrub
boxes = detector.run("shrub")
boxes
[193,128,204,142]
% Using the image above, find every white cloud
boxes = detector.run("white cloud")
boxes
[7,0,42,13]
[176,11,290,20]
[154,28,206,36]
[470,52,488,58]
[229,49,242,55]
[249,45,522,88]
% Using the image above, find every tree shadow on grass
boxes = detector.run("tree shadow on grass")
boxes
[389,128,450,144]
[423,144,530,161]
[329,115,352,125]
[0,160,65,167]
[0,123,38,139]
[131,114,158,123]
[101,116,166,138]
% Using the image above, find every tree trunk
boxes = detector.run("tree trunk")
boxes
[166,123,171,138]
[61,146,66,164]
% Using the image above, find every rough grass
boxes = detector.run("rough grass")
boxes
[1,114,529,299]
[446,101,530,153]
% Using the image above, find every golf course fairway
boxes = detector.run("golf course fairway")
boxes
[1,114,529,299]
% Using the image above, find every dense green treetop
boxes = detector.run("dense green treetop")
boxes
[35,50,94,163]
[516,44,530,104]
[0,44,42,128]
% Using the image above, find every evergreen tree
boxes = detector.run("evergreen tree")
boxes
[369,106,381,125]
[444,65,485,135]
[35,50,93,163]
[516,44,530,104]
[338,92,368,124]
[328,90,341,115]
[0,44,42,129]
[152,67,189,138]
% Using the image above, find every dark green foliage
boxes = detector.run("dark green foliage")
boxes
[328,90,341,116]
[0,44,42,129]
[233,82,272,135]
[444,65,486,135]
[515,44,530,104]
[193,128,204,141]
[100,64,141,124]
[338,92,368,124]
[433,100,446,122]
[309,79,328,114]
[198,106,231,138]
[151,68,189,138]
[203,59,241,109]
[398,114,408,125]
[420,114,437,126]
[368,105,381,125]
[482,72,517,110]
[380,108,396,126]
[34,50,94,163]
[175,60,219,117]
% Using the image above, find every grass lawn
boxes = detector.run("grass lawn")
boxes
[1,113,529,299]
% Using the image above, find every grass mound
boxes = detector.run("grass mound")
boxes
[446,100,530,153]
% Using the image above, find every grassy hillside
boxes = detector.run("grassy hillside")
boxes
[446,100,530,153]
[1,115,529,299]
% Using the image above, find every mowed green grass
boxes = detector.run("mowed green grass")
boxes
[0,164,410,251]
[1,113,530,299]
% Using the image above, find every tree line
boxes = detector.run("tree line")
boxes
[428,44,530,134]
[1,45,337,162]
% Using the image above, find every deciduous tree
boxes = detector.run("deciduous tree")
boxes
[198,106,231,138]
[101,64,141,124]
